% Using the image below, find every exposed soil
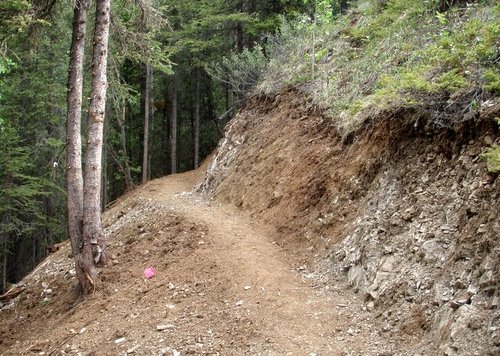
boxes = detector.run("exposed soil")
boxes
[1,89,499,356]
[0,167,396,355]
[200,89,500,355]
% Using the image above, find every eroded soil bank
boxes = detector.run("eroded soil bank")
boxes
[200,89,500,355]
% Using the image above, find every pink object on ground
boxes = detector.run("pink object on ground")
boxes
[144,267,156,279]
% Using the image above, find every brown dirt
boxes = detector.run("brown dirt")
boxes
[2,89,498,356]
[0,167,393,355]
[199,89,500,355]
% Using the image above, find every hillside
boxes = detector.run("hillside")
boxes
[2,167,403,355]
[1,87,498,355]
[200,89,500,355]
[1,1,499,355]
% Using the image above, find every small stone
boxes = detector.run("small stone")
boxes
[244,286,252,290]
[126,345,140,354]
[450,290,470,309]
[484,135,493,145]
[114,337,126,344]
[477,224,487,234]
[156,324,176,331]
[382,324,392,332]
[453,280,466,290]
[490,295,499,309]
[79,327,87,334]
[235,300,244,306]
[380,256,396,272]
[479,270,495,288]
[158,348,169,355]
[467,284,479,296]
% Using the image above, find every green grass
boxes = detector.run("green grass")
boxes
[258,0,499,135]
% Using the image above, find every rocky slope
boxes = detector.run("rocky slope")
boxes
[200,89,500,355]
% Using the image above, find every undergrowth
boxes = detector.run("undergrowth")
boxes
[258,0,499,135]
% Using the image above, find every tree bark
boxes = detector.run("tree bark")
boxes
[66,0,90,292]
[170,70,178,174]
[117,104,133,190]
[142,63,152,183]
[194,69,200,169]
[81,0,111,295]
[2,236,7,294]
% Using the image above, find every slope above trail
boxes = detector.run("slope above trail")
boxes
[0,168,393,355]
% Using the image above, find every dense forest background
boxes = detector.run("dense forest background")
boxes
[1,0,498,294]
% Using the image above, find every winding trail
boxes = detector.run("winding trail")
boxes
[1,169,390,355]
[133,170,373,355]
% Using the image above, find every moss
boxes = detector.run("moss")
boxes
[481,145,500,173]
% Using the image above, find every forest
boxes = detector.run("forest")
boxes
[0,0,498,293]
[0,0,327,293]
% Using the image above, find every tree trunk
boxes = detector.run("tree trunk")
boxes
[81,0,111,295]
[102,118,109,210]
[66,0,90,292]
[2,236,7,294]
[142,63,152,183]
[194,70,200,169]
[170,71,178,174]
[117,104,133,190]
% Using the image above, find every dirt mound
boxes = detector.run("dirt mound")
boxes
[200,89,500,355]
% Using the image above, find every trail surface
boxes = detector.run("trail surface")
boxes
[1,170,390,355]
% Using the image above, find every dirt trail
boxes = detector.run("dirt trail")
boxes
[1,168,391,355]
[144,172,343,355]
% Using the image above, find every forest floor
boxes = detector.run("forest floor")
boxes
[0,167,395,355]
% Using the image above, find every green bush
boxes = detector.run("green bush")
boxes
[481,145,500,173]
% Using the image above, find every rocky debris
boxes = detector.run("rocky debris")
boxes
[328,142,500,355]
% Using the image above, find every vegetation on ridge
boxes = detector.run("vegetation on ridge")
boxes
[258,0,499,133]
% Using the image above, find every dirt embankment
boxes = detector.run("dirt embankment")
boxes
[200,89,500,355]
